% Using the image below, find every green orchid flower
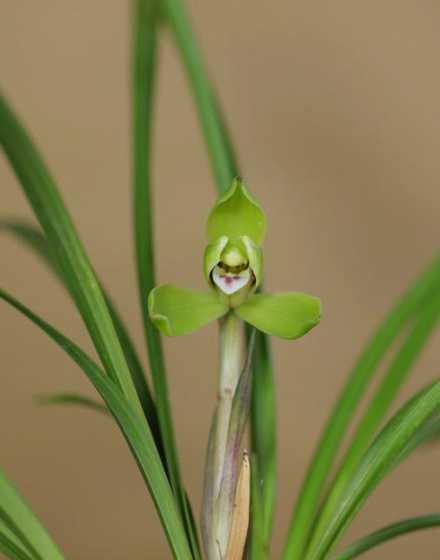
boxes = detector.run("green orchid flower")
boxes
[148,177,321,339]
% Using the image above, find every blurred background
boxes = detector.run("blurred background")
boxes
[1,1,440,558]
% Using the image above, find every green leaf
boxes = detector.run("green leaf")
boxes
[310,291,440,542]
[201,413,218,557]
[310,412,440,560]
[0,220,61,279]
[0,219,159,437]
[0,520,34,560]
[334,513,440,560]
[207,178,266,246]
[132,3,200,557]
[0,469,65,560]
[0,537,33,560]
[0,94,143,420]
[248,454,266,560]
[160,0,238,191]
[397,410,440,462]
[109,292,161,442]
[149,284,228,336]
[305,380,440,560]
[35,392,109,414]
[0,288,193,560]
[250,329,276,554]
[282,255,440,560]
[235,292,321,339]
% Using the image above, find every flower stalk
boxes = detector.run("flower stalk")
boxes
[202,311,248,559]
[214,312,244,501]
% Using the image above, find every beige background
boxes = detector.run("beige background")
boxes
[1,2,440,558]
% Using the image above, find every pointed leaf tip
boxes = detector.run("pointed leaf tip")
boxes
[207,178,266,246]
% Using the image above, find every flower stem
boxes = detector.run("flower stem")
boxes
[202,311,245,559]
[215,312,244,495]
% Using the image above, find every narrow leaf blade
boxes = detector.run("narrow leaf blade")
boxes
[0,470,64,560]
[283,255,440,560]
[0,95,143,419]
[132,2,199,556]
[0,288,193,560]
[35,392,108,414]
[250,330,276,550]
[311,291,440,541]
[1,219,161,442]
[249,454,266,560]
[0,521,34,560]
[306,381,440,560]
[334,513,440,560]
[161,0,237,190]
[0,531,34,560]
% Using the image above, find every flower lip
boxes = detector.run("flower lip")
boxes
[212,265,252,295]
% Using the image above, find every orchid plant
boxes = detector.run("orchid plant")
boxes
[1,1,440,560]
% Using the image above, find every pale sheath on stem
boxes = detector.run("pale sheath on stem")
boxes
[205,312,251,560]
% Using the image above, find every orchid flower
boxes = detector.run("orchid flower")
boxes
[148,177,321,339]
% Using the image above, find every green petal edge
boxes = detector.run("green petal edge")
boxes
[148,284,229,336]
[204,235,229,281]
[241,236,263,287]
[235,292,321,339]
[207,177,266,246]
